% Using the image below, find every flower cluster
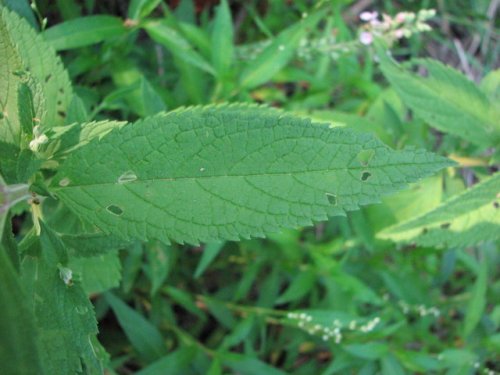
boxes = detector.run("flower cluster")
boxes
[287,313,382,344]
[359,9,436,46]
[398,300,440,318]
[29,125,48,152]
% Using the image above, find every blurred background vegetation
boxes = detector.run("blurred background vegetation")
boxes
[4,0,499,373]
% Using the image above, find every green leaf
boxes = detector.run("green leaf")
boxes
[136,347,197,375]
[464,259,488,336]
[211,0,234,76]
[344,342,388,360]
[223,353,287,375]
[378,173,500,247]
[194,242,224,278]
[380,354,406,375]
[144,241,172,295]
[221,315,255,349]
[144,21,216,75]
[140,77,167,116]
[46,120,127,158]
[51,104,451,245]
[105,292,167,362]
[17,82,36,135]
[276,269,315,304]
[0,0,38,29]
[378,52,500,147]
[68,250,122,294]
[20,222,102,374]
[42,15,128,51]
[0,242,44,375]
[165,286,205,319]
[0,6,73,140]
[61,232,131,257]
[239,11,324,89]
[128,0,162,20]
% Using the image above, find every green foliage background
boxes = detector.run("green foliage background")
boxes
[0,0,498,374]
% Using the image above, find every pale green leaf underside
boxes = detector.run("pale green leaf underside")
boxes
[379,53,500,147]
[52,104,451,245]
[378,172,500,247]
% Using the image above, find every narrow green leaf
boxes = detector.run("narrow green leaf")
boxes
[165,286,205,319]
[145,241,172,295]
[344,342,388,360]
[0,243,44,375]
[105,292,167,362]
[380,354,406,375]
[221,315,255,349]
[140,77,167,116]
[136,348,196,375]
[17,83,35,135]
[128,0,162,20]
[378,173,500,247]
[43,15,128,51]
[21,222,102,374]
[194,242,224,278]
[223,353,286,375]
[239,11,324,89]
[51,104,451,245]
[378,51,500,147]
[211,0,234,76]
[464,259,488,336]
[144,21,216,75]
[276,269,316,304]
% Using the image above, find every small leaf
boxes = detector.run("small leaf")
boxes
[136,347,197,375]
[344,342,388,360]
[140,77,167,116]
[42,15,128,51]
[105,292,167,362]
[144,21,216,75]
[145,241,172,295]
[51,104,451,245]
[276,269,315,304]
[239,10,325,89]
[221,315,255,349]
[378,50,500,147]
[127,0,162,20]
[223,352,287,375]
[211,0,234,76]
[378,173,500,247]
[464,259,488,336]
[194,242,224,278]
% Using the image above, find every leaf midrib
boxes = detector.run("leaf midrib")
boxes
[55,159,443,189]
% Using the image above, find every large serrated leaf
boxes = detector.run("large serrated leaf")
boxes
[378,51,500,147]
[0,7,25,144]
[0,242,44,375]
[20,223,102,374]
[0,6,73,137]
[51,104,451,245]
[378,172,500,247]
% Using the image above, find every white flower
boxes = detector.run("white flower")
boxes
[360,11,378,22]
[360,32,373,45]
